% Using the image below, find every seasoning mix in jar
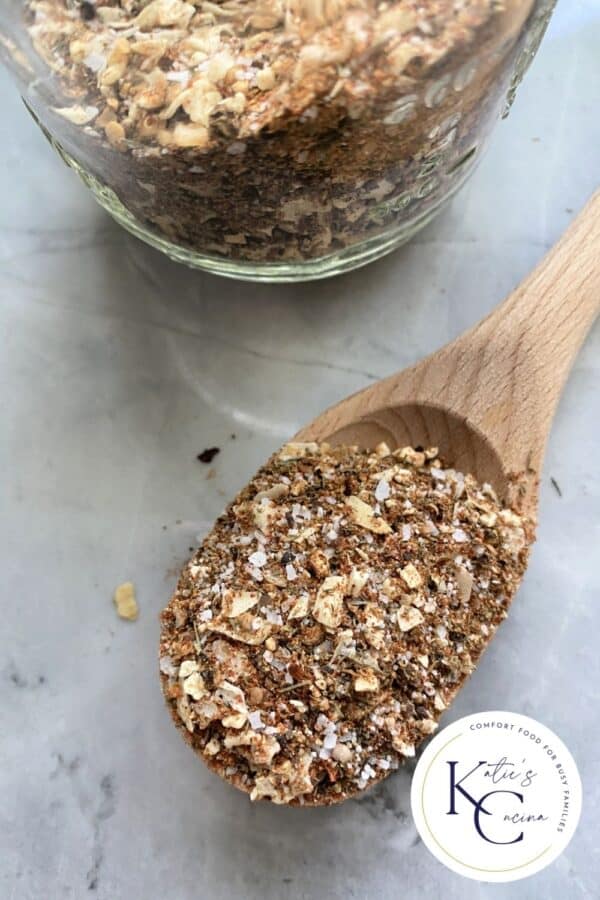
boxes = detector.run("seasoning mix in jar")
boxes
[1,0,556,280]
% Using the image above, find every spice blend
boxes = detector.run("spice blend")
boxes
[24,0,537,265]
[159,442,534,805]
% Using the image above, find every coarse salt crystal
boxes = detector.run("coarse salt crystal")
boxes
[166,69,190,83]
[323,732,337,750]
[374,478,391,502]
[285,564,297,581]
[401,523,412,541]
[159,655,177,676]
[264,608,283,625]
[199,609,213,622]
[249,550,267,567]
[453,529,469,543]
[84,52,106,73]
[248,710,264,730]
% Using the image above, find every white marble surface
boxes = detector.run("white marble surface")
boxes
[1,3,600,898]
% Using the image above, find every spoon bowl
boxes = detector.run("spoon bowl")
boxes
[299,402,508,502]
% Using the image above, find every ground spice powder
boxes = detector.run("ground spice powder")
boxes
[159,442,533,805]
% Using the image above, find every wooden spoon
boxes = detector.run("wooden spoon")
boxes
[162,194,600,807]
[297,192,600,520]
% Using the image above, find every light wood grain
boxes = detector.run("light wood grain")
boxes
[298,192,600,513]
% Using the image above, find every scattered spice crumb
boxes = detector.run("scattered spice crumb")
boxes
[198,447,220,464]
[160,441,533,806]
[114,581,138,621]
[206,468,217,481]
[550,477,562,498]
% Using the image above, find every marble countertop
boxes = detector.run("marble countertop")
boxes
[1,3,599,898]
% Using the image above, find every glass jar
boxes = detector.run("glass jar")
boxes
[1,0,556,282]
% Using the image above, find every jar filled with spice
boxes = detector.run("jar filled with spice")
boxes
[1,0,556,281]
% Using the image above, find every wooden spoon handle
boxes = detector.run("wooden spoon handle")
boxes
[421,191,600,489]
[298,193,600,513]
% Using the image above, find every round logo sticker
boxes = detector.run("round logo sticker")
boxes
[411,711,581,882]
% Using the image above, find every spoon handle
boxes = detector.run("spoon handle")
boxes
[448,191,600,488]
[298,192,600,511]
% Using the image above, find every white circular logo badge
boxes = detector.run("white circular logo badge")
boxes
[411,711,581,882]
